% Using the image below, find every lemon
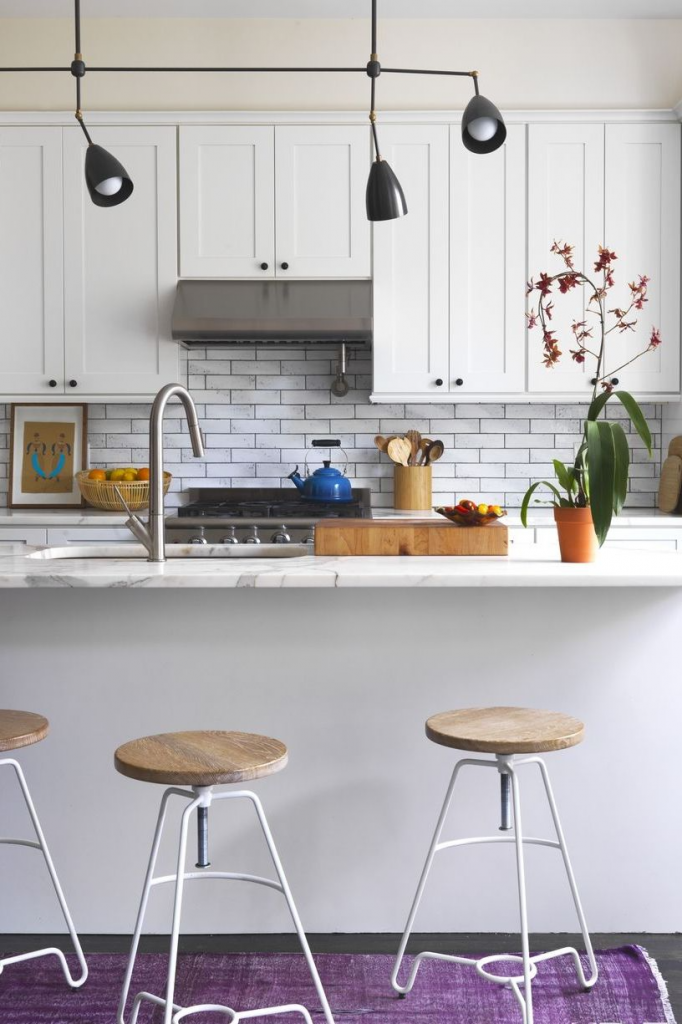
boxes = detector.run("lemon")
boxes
[477,503,489,515]
[109,468,126,482]
[122,471,138,482]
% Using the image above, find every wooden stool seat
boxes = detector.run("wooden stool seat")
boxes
[0,710,49,752]
[426,706,584,755]
[114,730,288,787]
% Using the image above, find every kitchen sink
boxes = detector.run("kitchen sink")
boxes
[27,543,311,561]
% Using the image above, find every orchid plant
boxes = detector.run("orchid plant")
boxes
[521,242,660,544]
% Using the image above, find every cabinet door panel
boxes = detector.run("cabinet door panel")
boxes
[528,124,604,394]
[372,125,449,396]
[63,126,178,395]
[604,124,680,396]
[179,126,275,278]
[275,125,370,277]
[450,124,526,393]
[0,128,63,395]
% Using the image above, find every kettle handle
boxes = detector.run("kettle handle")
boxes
[303,444,349,478]
[311,439,341,447]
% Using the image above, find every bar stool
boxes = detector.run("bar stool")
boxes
[391,706,598,1024]
[114,729,335,1024]
[0,709,87,987]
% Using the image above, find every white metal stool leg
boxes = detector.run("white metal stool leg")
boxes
[119,785,335,1024]
[391,753,596,1024]
[532,757,598,990]
[0,757,87,988]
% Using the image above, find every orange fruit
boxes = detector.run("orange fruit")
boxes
[88,469,107,481]
[137,467,150,481]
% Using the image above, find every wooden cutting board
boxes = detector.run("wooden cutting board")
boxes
[314,519,508,556]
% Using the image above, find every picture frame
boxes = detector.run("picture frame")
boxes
[9,404,88,509]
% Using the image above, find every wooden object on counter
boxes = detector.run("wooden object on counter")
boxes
[394,465,433,510]
[314,518,508,556]
[658,455,682,513]
[114,730,288,786]
[0,709,49,752]
[425,706,585,754]
[668,436,682,460]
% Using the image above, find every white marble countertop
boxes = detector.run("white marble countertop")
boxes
[0,508,128,526]
[2,541,682,589]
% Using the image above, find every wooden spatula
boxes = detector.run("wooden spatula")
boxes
[387,437,411,466]
[406,429,422,466]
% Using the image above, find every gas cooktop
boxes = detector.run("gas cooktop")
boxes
[173,487,372,522]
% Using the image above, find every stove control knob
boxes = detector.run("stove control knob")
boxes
[270,526,291,544]
[189,527,208,545]
[304,528,315,546]
[243,526,261,544]
[220,526,239,545]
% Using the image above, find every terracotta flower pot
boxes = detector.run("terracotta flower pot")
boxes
[554,506,599,563]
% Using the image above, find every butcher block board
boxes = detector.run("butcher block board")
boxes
[314,518,508,556]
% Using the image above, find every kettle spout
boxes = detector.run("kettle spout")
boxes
[288,466,304,491]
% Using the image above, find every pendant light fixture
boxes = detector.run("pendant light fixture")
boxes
[1,0,506,219]
[461,73,507,154]
[365,0,407,222]
[71,0,133,207]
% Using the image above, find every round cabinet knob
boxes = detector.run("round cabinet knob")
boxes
[611,377,619,386]
[435,378,444,387]
[69,379,78,388]
[260,262,269,270]
[454,378,464,387]
[48,379,57,388]
[280,262,289,270]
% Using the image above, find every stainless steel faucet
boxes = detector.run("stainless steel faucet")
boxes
[122,383,204,562]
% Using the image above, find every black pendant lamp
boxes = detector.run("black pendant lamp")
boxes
[462,75,507,155]
[71,0,133,207]
[365,0,407,222]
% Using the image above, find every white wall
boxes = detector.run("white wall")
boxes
[1,586,681,935]
[0,17,681,111]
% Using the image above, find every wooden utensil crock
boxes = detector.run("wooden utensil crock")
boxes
[394,465,432,511]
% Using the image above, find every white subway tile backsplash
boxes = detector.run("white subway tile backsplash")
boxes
[0,352,662,512]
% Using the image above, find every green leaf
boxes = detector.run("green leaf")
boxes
[611,421,630,515]
[521,480,563,527]
[553,459,577,495]
[613,390,652,455]
[587,390,612,422]
[586,420,616,545]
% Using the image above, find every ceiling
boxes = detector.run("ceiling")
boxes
[2,0,682,16]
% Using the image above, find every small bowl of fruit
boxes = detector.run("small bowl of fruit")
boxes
[76,468,171,512]
[435,500,506,527]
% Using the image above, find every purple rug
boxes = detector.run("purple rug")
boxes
[0,948,675,1024]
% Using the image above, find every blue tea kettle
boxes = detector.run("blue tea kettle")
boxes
[288,440,353,502]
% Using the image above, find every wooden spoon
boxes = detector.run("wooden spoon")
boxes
[424,439,444,465]
[387,437,411,467]
[374,434,397,454]
[417,438,433,465]
[406,429,422,466]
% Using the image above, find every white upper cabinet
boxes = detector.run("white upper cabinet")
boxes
[0,128,64,395]
[604,123,681,396]
[63,126,178,396]
[179,124,370,279]
[450,123,526,394]
[274,125,370,278]
[372,125,450,396]
[179,125,275,278]
[527,124,605,395]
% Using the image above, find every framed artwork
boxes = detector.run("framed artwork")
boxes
[9,404,88,509]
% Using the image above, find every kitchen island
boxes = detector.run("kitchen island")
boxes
[0,540,680,942]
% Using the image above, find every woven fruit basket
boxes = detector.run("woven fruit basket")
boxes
[76,470,172,512]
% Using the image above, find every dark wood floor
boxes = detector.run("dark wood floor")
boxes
[3,933,681,1017]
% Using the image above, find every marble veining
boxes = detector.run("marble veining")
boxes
[2,542,682,589]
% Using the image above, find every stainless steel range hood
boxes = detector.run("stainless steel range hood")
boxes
[172,279,372,347]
